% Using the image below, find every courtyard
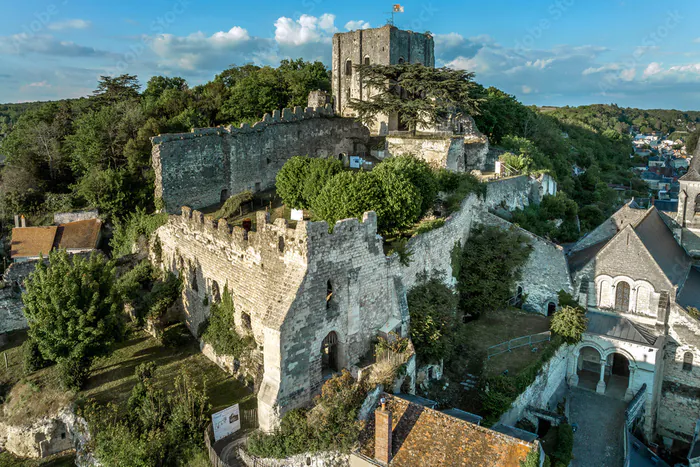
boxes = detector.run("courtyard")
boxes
[569,387,626,467]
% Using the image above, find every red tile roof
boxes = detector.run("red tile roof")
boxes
[358,395,535,467]
[54,219,101,251]
[10,226,58,259]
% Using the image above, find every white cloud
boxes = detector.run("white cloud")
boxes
[642,62,662,78]
[521,85,532,94]
[150,27,270,71]
[0,33,107,57]
[28,80,51,87]
[344,20,371,31]
[47,19,92,31]
[582,63,620,75]
[619,68,636,81]
[274,14,337,47]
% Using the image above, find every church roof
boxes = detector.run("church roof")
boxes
[586,311,657,345]
[677,267,700,310]
[679,143,700,181]
[567,240,607,274]
[633,209,691,286]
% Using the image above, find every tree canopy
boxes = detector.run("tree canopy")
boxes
[22,250,124,389]
[349,63,483,134]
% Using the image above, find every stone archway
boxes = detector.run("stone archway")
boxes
[605,353,631,400]
[321,331,339,378]
[576,346,605,393]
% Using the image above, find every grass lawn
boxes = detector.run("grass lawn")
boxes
[462,308,552,378]
[0,452,75,467]
[0,323,254,427]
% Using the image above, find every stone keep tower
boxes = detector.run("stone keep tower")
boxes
[678,145,700,230]
[332,25,435,135]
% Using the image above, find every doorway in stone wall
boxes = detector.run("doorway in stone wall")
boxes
[321,331,339,379]
[547,302,557,316]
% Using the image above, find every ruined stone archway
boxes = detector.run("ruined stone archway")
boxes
[576,346,604,392]
[321,331,340,378]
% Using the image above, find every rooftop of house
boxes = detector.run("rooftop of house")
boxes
[10,218,102,260]
[356,394,534,467]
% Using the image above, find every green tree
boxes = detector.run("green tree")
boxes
[374,169,421,234]
[302,157,344,208]
[456,226,532,317]
[407,275,459,364]
[276,156,312,209]
[312,171,386,230]
[92,74,141,105]
[22,250,124,389]
[350,63,483,135]
[374,155,438,214]
[550,306,588,344]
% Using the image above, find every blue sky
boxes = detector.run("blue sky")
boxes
[2,0,700,109]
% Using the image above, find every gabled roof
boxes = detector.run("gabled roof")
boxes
[633,209,690,286]
[54,219,102,250]
[357,395,533,467]
[586,311,658,345]
[10,226,58,259]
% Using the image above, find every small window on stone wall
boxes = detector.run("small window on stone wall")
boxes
[190,268,198,292]
[326,280,334,308]
[695,194,700,213]
[211,280,221,304]
[684,352,694,371]
[364,56,370,66]
[345,59,353,75]
[278,236,285,254]
[241,312,252,332]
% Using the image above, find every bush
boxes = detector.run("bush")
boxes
[111,208,167,258]
[302,158,343,207]
[212,190,254,220]
[22,338,50,374]
[246,370,364,458]
[550,424,574,466]
[85,365,210,466]
[312,171,386,229]
[374,169,421,234]
[442,171,486,213]
[412,218,445,235]
[146,272,182,321]
[201,288,254,358]
[550,306,588,344]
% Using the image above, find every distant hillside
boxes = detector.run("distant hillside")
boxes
[540,104,700,137]
[0,101,52,133]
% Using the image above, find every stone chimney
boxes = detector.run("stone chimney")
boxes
[375,398,392,465]
[13,215,20,228]
[20,215,26,228]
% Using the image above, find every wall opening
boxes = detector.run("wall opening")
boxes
[398,57,405,64]
[547,302,556,316]
[278,236,285,254]
[615,281,631,312]
[607,353,631,399]
[576,346,602,392]
[684,352,694,371]
[220,189,229,203]
[326,280,334,309]
[190,267,198,292]
[321,331,339,376]
[211,280,221,304]
[345,59,353,76]
[364,56,370,66]
[241,312,252,332]
[695,194,700,213]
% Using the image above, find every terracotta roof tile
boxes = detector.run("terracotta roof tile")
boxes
[358,395,534,467]
[55,219,101,250]
[10,226,58,259]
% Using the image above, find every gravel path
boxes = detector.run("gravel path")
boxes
[569,387,626,467]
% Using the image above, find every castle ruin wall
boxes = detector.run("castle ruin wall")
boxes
[152,106,370,213]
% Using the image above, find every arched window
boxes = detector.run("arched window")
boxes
[326,280,333,308]
[684,352,694,371]
[321,331,339,374]
[615,281,631,312]
[398,57,405,64]
[695,194,700,213]
[345,59,353,76]
[241,312,252,332]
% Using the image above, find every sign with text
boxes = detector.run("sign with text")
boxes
[212,403,241,441]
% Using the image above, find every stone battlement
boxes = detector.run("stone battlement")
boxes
[176,205,379,258]
[151,104,336,145]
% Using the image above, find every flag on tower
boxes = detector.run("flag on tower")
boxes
[393,4,404,13]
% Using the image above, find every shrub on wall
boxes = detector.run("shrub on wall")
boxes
[201,288,254,359]
[110,208,168,258]
[374,155,438,214]
[246,370,365,458]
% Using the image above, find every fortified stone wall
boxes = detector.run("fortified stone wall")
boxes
[479,211,573,315]
[483,175,536,210]
[498,344,570,427]
[658,306,700,442]
[273,212,404,424]
[152,105,370,213]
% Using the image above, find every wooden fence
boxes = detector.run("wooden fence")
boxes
[486,331,551,359]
